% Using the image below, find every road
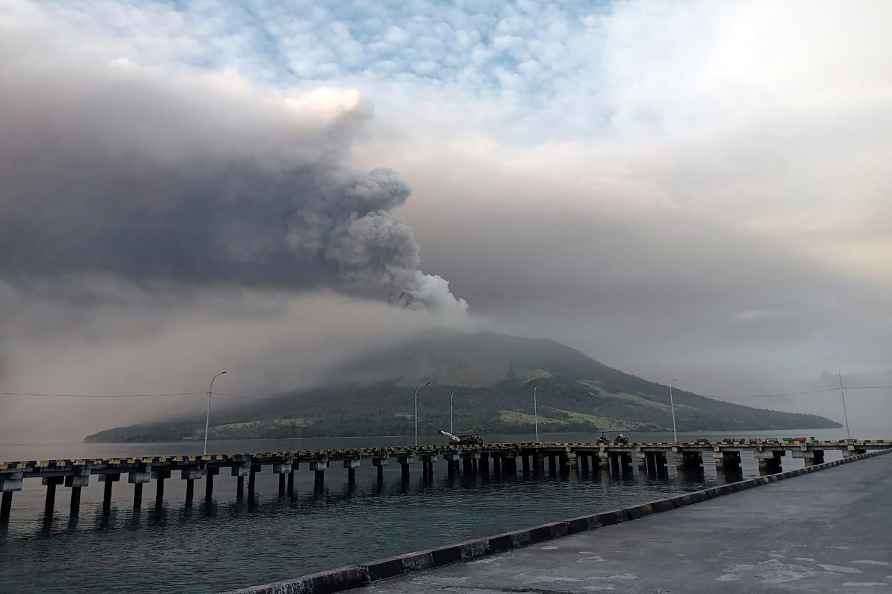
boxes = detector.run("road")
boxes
[355,453,892,593]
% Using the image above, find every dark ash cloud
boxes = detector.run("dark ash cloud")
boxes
[0,38,466,313]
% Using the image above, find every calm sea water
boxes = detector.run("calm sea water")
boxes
[0,429,851,593]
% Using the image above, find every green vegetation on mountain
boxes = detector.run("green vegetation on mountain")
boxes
[84,331,839,442]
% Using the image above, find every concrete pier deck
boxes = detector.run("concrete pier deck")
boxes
[356,453,892,593]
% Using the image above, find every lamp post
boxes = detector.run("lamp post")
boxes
[532,384,540,443]
[203,370,227,456]
[449,391,454,434]
[668,380,678,444]
[414,380,431,447]
[838,370,851,438]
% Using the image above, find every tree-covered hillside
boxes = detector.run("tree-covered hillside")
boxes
[85,331,839,442]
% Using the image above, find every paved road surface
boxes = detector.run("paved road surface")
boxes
[356,453,892,593]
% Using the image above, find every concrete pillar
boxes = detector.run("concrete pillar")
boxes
[373,458,386,483]
[533,452,545,475]
[399,457,412,482]
[716,450,742,473]
[420,456,433,481]
[679,450,703,470]
[521,454,531,475]
[42,476,63,517]
[622,453,633,476]
[343,460,359,487]
[150,467,170,508]
[609,452,632,477]
[444,454,458,478]
[492,455,502,476]
[646,450,660,472]
[588,451,599,471]
[126,468,149,511]
[132,482,143,511]
[312,460,328,493]
[502,455,517,476]
[236,476,245,502]
[479,453,490,476]
[69,488,82,519]
[99,473,120,514]
[579,453,591,475]
[248,464,262,503]
[232,463,249,502]
[644,452,668,477]
[559,453,571,475]
[65,474,90,518]
[793,448,825,467]
[204,466,219,503]
[755,450,784,475]
[547,454,557,476]
[654,451,665,474]
[462,454,474,476]
[181,468,204,507]
[274,464,292,498]
[287,465,296,497]
[642,452,654,475]
[0,491,11,524]
[1,472,24,524]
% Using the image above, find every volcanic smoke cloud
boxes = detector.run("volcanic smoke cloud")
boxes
[0,32,467,315]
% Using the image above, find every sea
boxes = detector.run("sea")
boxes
[0,428,861,593]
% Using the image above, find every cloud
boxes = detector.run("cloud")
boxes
[0,14,466,315]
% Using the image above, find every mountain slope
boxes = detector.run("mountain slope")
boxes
[84,330,840,442]
[330,329,611,386]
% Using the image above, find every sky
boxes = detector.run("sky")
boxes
[1,0,891,441]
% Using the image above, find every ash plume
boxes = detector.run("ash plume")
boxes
[0,31,467,315]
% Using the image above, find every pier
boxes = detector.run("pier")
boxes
[349,448,892,594]
[0,437,887,525]
[225,448,891,594]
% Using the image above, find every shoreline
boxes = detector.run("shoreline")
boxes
[80,425,845,446]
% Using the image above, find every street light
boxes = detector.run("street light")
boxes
[203,370,227,456]
[414,380,431,447]
[449,391,455,434]
[838,370,851,438]
[668,379,679,444]
[532,384,540,443]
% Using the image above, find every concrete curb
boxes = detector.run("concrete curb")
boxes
[224,448,890,594]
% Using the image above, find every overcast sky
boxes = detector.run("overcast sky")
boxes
[2,0,891,441]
